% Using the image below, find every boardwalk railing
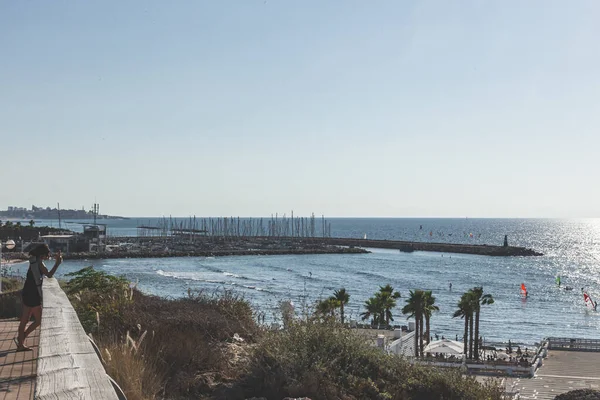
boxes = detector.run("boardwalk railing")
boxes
[547,337,600,352]
[37,278,120,399]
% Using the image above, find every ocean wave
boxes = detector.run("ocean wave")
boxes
[156,269,272,293]
[203,265,223,273]
[223,271,251,280]
[355,270,388,280]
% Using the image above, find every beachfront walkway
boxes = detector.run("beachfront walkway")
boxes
[0,319,38,400]
[507,349,600,399]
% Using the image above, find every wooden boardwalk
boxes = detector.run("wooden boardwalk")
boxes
[0,319,38,400]
[508,349,600,399]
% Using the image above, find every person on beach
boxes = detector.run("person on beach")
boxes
[15,244,62,351]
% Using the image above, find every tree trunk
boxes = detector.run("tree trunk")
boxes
[414,314,420,358]
[419,314,424,357]
[463,317,468,356]
[426,314,431,345]
[474,308,480,360]
[340,304,345,324]
[468,313,474,359]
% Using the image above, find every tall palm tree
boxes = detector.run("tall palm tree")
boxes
[361,297,381,326]
[331,288,350,324]
[380,284,401,298]
[468,299,474,359]
[29,219,35,228]
[402,289,425,358]
[378,284,401,326]
[422,290,439,345]
[316,298,338,318]
[470,287,494,361]
[453,291,475,358]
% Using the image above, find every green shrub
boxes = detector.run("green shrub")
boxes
[65,267,131,333]
[0,292,21,318]
[555,389,600,400]
[1,276,23,292]
[238,319,503,400]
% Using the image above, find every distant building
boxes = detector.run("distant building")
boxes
[41,235,76,254]
[83,224,107,252]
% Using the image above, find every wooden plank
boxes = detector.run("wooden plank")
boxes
[36,278,118,400]
[0,318,38,400]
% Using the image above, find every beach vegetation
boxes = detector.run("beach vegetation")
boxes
[423,290,439,346]
[65,266,131,333]
[332,287,350,324]
[64,267,502,399]
[452,288,493,359]
[471,287,494,360]
[360,284,401,327]
[402,289,425,357]
[0,276,23,318]
[453,291,475,357]
[240,318,503,400]
[315,297,337,318]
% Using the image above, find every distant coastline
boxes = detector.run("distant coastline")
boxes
[0,205,126,220]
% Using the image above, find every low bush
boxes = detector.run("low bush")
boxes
[555,389,600,400]
[238,319,503,400]
[65,267,131,333]
[66,267,260,399]
[0,277,23,318]
[122,289,259,397]
[0,291,21,318]
[1,276,23,292]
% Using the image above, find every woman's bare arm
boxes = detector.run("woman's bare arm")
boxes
[45,251,63,278]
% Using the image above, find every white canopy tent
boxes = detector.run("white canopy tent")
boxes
[423,339,464,355]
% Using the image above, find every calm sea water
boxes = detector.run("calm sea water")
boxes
[10,218,600,346]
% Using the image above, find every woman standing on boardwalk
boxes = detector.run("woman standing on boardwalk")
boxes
[15,244,62,351]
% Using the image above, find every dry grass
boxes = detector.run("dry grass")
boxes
[119,290,260,397]
[97,329,166,400]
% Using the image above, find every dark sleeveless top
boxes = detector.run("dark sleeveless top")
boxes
[22,258,43,307]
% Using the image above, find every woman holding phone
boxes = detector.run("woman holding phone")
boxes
[15,243,62,351]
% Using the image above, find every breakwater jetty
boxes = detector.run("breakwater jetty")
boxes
[4,235,541,260]
[63,246,368,260]
[100,236,540,258]
[307,237,543,256]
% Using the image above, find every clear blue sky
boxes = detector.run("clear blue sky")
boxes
[1,1,599,218]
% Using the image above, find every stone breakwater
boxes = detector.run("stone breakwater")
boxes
[309,237,543,256]
[62,246,368,260]
[4,236,541,260]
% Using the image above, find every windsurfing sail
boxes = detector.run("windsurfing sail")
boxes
[583,291,596,309]
[556,276,561,286]
[520,283,527,296]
